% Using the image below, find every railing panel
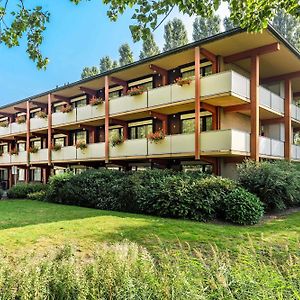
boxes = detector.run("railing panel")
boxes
[110,139,147,158]
[77,104,105,122]
[109,94,147,115]
[271,139,284,157]
[171,134,194,154]
[77,143,105,160]
[30,149,48,163]
[0,126,10,136]
[231,71,250,99]
[271,93,284,114]
[172,81,195,103]
[11,151,27,164]
[10,122,26,134]
[52,111,76,126]
[30,117,48,131]
[148,85,172,107]
[0,153,10,164]
[259,136,271,156]
[52,146,76,161]
[259,87,271,108]
[148,136,171,155]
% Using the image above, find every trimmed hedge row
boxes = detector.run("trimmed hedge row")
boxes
[42,169,263,225]
[7,183,46,199]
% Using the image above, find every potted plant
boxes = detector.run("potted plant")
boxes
[36,111,47,119]
[0,120,9,128]
[110,134,124,147]
[29,146,39,153]
[16,115,26,124]
[127,86,147,96]
[10,148,18,155]
[52,144,62,151]
[75,140,87,150]
[147,130,165,143]
[175,77,192,86]
[90,97,104,106]
[60,104,73,113]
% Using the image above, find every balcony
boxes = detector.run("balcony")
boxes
[11,151,27,164]
[0,126,10,136]
[10,122,26,135]
[52,145,77,162]
[77,104,105,122]
[0,153,10,165]
[259,87,284,114]
[292,104,300,122]
[201,129,250,154]
[30,149,48,163]
[109,94,148,115]
[259,136,284,158]
[52,110,76,127]
[110,139,147,158]
[77,143,105,160]
[30,117,48,131]
[292,144,300,161]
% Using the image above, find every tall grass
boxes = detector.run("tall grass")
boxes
[0,241,299,299]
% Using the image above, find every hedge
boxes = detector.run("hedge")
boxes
[7,183,47,199]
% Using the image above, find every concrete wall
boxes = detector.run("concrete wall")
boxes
[220,109,251,132]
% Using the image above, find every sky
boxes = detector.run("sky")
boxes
[0,1,229,105]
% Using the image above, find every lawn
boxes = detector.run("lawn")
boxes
[1,199,300,256]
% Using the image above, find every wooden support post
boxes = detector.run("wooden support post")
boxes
[250,55,260,162]
[26,101,30,167]
[195,47,201,160]
[284,79,292,161]
[47,94,52,166]
[25,167,29,183]
[105,76,109,163]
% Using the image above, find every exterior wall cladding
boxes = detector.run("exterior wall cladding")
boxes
[0,26,299,188]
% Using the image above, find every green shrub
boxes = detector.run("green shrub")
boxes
[237,160,300,212]
[7,183,46,199]
[0,189,3,199]
[223,187,264,225]
[27,191,47,201]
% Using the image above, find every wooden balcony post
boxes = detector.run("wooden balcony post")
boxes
[47,94,52,166]
[284,79,292,161]
[195,47,201,160]
[105,76,110,163]
[250,55,260,162]
[26,100,31,167]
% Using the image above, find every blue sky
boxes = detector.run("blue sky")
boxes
[0,1,228,105]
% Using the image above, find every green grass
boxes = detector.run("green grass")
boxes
[0,199,300,255]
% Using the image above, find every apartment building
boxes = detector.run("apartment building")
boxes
[0,26,299,188]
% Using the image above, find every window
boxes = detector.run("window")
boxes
[180,112,213,134]
[54,137,65,147]
[109,128,123,139]
[109,90,121,99]
[30,168,41,182]
[18,169,25,181]
[30,109,41,118]
[181,62,213,79]
[72,130,87,144]
[0,144,8,154]
[31,140,42,149]
[17,142,26,152]
[129,120,152,139]
[53,104,64,113]
[128,77,153,91]
[72,99,86,108]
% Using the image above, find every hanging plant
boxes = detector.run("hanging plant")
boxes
[36,111,47,119]
[52,144,62,151]
[175,77,192,86]
[90,97,104,106]
[29,146,39,153]
[0,121,9,128]
[127,86,147,96]
[147,130,165,144]
[60,104,73,113]
[76,140,87,150]
[16,115,26,124]
[10,148,19,155]
[110,134,124,147]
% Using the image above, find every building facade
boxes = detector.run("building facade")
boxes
[0,26,300,188]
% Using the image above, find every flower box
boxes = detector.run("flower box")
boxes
[60,104,73,113]
[16,116,26,124]
[36,111,47,119]
[29,146,39,153]
[127,86,147,96]
[76,140,87,150]
[90,97,104,106]
[52,144,62,151]
[110,135,124,147]
[147,130,165,143]
[175,77,192,86]
[0,121,9,128]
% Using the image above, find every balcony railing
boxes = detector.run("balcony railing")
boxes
[259,87,284,114]
[292,144,300,161]
[76,104,105,122]
[30,117,48,131]
[10,122,27,135]
[0,153,10,165]
[11,151,27,164]
[30,149,48,163]
[52,110,76,127]
[259,136,284,158]
[291,104,300,122]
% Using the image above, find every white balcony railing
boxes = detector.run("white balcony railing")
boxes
[77,143,105,160]
[259,136,284,158]
[110,139,148,157]
[30,148,48,163]
[292,144,300,160]
[10,122,27,134]
[77,104,105,122]
[109,94,148,115]
[11,151,27,164]
[30,117,48,131]
[291,104,300,122]
[0,153,10,164]
[52,145,76,161]
[52,110,76,126]
[259,87,284,114]
[0,126,10,136]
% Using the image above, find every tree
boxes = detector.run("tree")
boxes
[139,33,160,59]
[1,0,299,69]
[163,18,188,51]
[272,10,300,49]
[223,17,238,31]
[81,66,99,79]
[99,56,118,73]
[192,15,221,41]
[119,43,134,66]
